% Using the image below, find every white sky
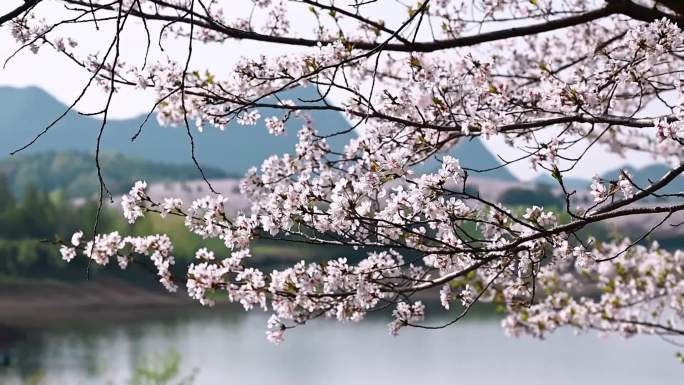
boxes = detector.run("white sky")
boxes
[0,0,661,181]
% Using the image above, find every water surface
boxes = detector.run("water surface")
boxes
[0,308,681,385]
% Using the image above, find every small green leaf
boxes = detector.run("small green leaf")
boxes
[675,352,684,364]
[551,165,563,183]
[538,62,549,73]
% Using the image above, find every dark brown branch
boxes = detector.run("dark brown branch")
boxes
[62,1,625,52]
[0,0,41,26]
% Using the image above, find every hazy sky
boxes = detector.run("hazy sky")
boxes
[0,1,662,181]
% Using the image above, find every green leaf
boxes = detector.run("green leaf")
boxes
[551,165,563,183]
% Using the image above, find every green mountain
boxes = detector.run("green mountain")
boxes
[534,163,684,194]
[534,173,591,191]
[0,86,351,176]
[447,138,517,181]
[0,151,228,198]
[601,164,684,194]
[0,86,515,181]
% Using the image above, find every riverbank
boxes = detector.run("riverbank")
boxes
[0,278,195,329]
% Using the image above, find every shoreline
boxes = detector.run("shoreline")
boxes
[0,278,196,328]
[0,278,206,352]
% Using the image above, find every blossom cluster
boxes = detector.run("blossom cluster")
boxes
[503,241,684,340]
[60,230,178,292]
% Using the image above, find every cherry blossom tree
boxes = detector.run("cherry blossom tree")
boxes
[4,0,684,345]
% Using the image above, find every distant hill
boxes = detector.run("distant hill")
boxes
[0,151,228,198]
[0,86,515,181]
[601,164,684,194]
[0,86,352,176]
[533,163,684,194]
[534,173,591,191]
[446,138,517,182]
[394,137,518,182]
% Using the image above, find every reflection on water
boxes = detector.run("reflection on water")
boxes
[0,307,681,385]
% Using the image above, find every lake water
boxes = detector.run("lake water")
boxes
[0,307,681,385]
